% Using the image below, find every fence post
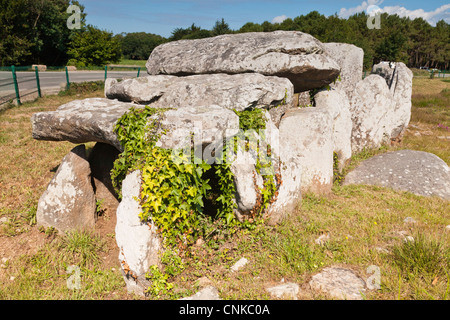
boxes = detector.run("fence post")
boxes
[11,65,21,105]
[137,67,141,78]
[65,66,70,90]
[35,66,42,98]
[104,66,108,81]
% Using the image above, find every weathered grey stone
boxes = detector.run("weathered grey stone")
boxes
[390,63,414,139]
[350,61,413,149]
[229,148,261,215]
[180,286,221,300]
[315,233,330,246]
[146,31,340,92]
[403,217,417,224]
[349,75,396,153]
[31,98,141,151]
[314,88,353,171]
[266,155,302,225]
[279,107,334,194]
[372,61,396,88]
[230,257,249,272]
[36,145,96,233]
[105,73,294,112]
[309,267,366,300]
[323,42,364,98]
[266,282,299,300]
[115,170,161,296]
[343,150,450,200]
[155,105,240,155]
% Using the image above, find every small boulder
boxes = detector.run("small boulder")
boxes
[266,282,299,300]
[309,267,366,300]
[180,286,221,300]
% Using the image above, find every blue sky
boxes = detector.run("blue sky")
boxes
[78,0,450,37]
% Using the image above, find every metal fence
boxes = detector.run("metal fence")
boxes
[0,65,143,106]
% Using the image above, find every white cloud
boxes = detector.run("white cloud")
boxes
[272,15,288,24]
[339,1,450,26]
[339,0,384,18]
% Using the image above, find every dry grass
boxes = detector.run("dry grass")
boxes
[0,77,449,300]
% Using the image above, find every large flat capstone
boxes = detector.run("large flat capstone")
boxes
[31,98,141,151]
[146,31,340,92]
[105,73,294,112]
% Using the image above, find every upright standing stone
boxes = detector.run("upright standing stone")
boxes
[279,107,334,194]
[314,88,353,171]
[115,170,161,296]
[323,43,364,99]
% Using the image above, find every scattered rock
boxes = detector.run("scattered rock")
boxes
[446,225,450,232]
[309,267,366,300]
[375,247,389,254]
[105,73,294,112]
[230,258,249,273]
[315,233,330,246]
[343,150,450,200]
[195,276,213,288]
[0,217,8,224]
[403,217,417,224]
[266,282,299,300]
[32,64,47,72]
[1,257,9,268]
[180,286,221,300]
[147,31,340,92]
[36,145,97,234]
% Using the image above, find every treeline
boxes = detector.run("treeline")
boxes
[1,0,448,70]
[0,0,122,67]
[157,12,449,70]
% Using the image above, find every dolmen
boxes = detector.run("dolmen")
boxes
[31,31,415,295]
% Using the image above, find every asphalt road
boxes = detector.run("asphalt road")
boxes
[0,70,144,99]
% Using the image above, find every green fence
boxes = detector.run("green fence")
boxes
[0,65,143,106]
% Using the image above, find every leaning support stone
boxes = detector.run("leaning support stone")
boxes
[36,145,96,234]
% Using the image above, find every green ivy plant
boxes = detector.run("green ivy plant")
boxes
[111,104,281,298]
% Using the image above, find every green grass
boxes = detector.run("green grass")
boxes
[117,59,147,67]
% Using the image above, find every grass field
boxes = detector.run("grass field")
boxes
[117,59,147,67]
[0,78,448,300]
